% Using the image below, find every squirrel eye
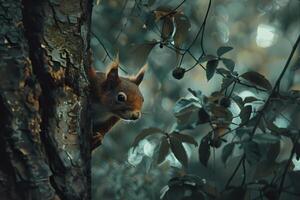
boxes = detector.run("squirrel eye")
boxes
[117,92,127,102]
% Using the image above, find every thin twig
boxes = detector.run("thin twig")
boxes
[241,158,246,186]
[274,34,300,90]
[103,0,130,62]
[225,154,245,189]
[161,0,187,19]
[91,31,128,73]
[91,31,113,61]
[179,0,212,70]
[250,34,300,137]
[224,33,300,189]
[278,134,299,198]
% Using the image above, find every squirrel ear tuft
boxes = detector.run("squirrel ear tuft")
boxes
[106,57,120,86]
[131,63,147,86]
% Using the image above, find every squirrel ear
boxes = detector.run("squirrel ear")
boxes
[131,63,147,86]
[106,57,120,86]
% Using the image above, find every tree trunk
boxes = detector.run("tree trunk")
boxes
[0,0,93,199]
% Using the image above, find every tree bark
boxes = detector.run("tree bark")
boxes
[0,0,93,199]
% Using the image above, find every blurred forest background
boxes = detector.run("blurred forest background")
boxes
[91,0,300,199]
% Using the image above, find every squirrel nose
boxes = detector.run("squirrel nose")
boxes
[131,111,141,120]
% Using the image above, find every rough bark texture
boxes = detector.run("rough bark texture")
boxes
[0,0,93,199]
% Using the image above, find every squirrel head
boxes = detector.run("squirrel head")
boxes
[89,58,146,121]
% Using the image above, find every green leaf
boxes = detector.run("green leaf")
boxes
[132,127,164,149]
[198,135,211,167]
[258,117,267,132]
[232,94,244,110]
[240,105,252,124]
[221,143,235,164]
[129,41,157,68]
[174,113,198,131]
[295,142,300,160]
[198,55,217,63]
[161,17,174,41]
[217,46,233,57]
[252,134,280,144]
[243,96,259,103]
[154,6,173,20]
[173,98,201,117]
[198,108,210,124]
[172,132,198,146]
[253,143,280,178]
[187,88,202,98]
[221,58,235,71]
[206,59,219,81]
[157,136,170,164]
[170,135,188,168]
[289,171,300,192]
[221,77,234,91]
[253,160,278,178]
[244,141,261,165]
[266,142,280,162]
[162,179,207,200]
[266,121,288,135]
[217,68,231,76]
[236,128,251,138]
[174,14,191,47]
[240,71,272,90]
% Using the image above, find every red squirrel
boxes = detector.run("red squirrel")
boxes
[89,57,146,150]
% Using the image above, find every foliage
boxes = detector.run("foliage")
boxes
[92,161,168,200]
[92,0,300,199]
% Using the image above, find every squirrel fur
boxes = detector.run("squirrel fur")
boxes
[89,57,146,150]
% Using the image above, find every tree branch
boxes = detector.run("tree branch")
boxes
[224,33,300,189]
